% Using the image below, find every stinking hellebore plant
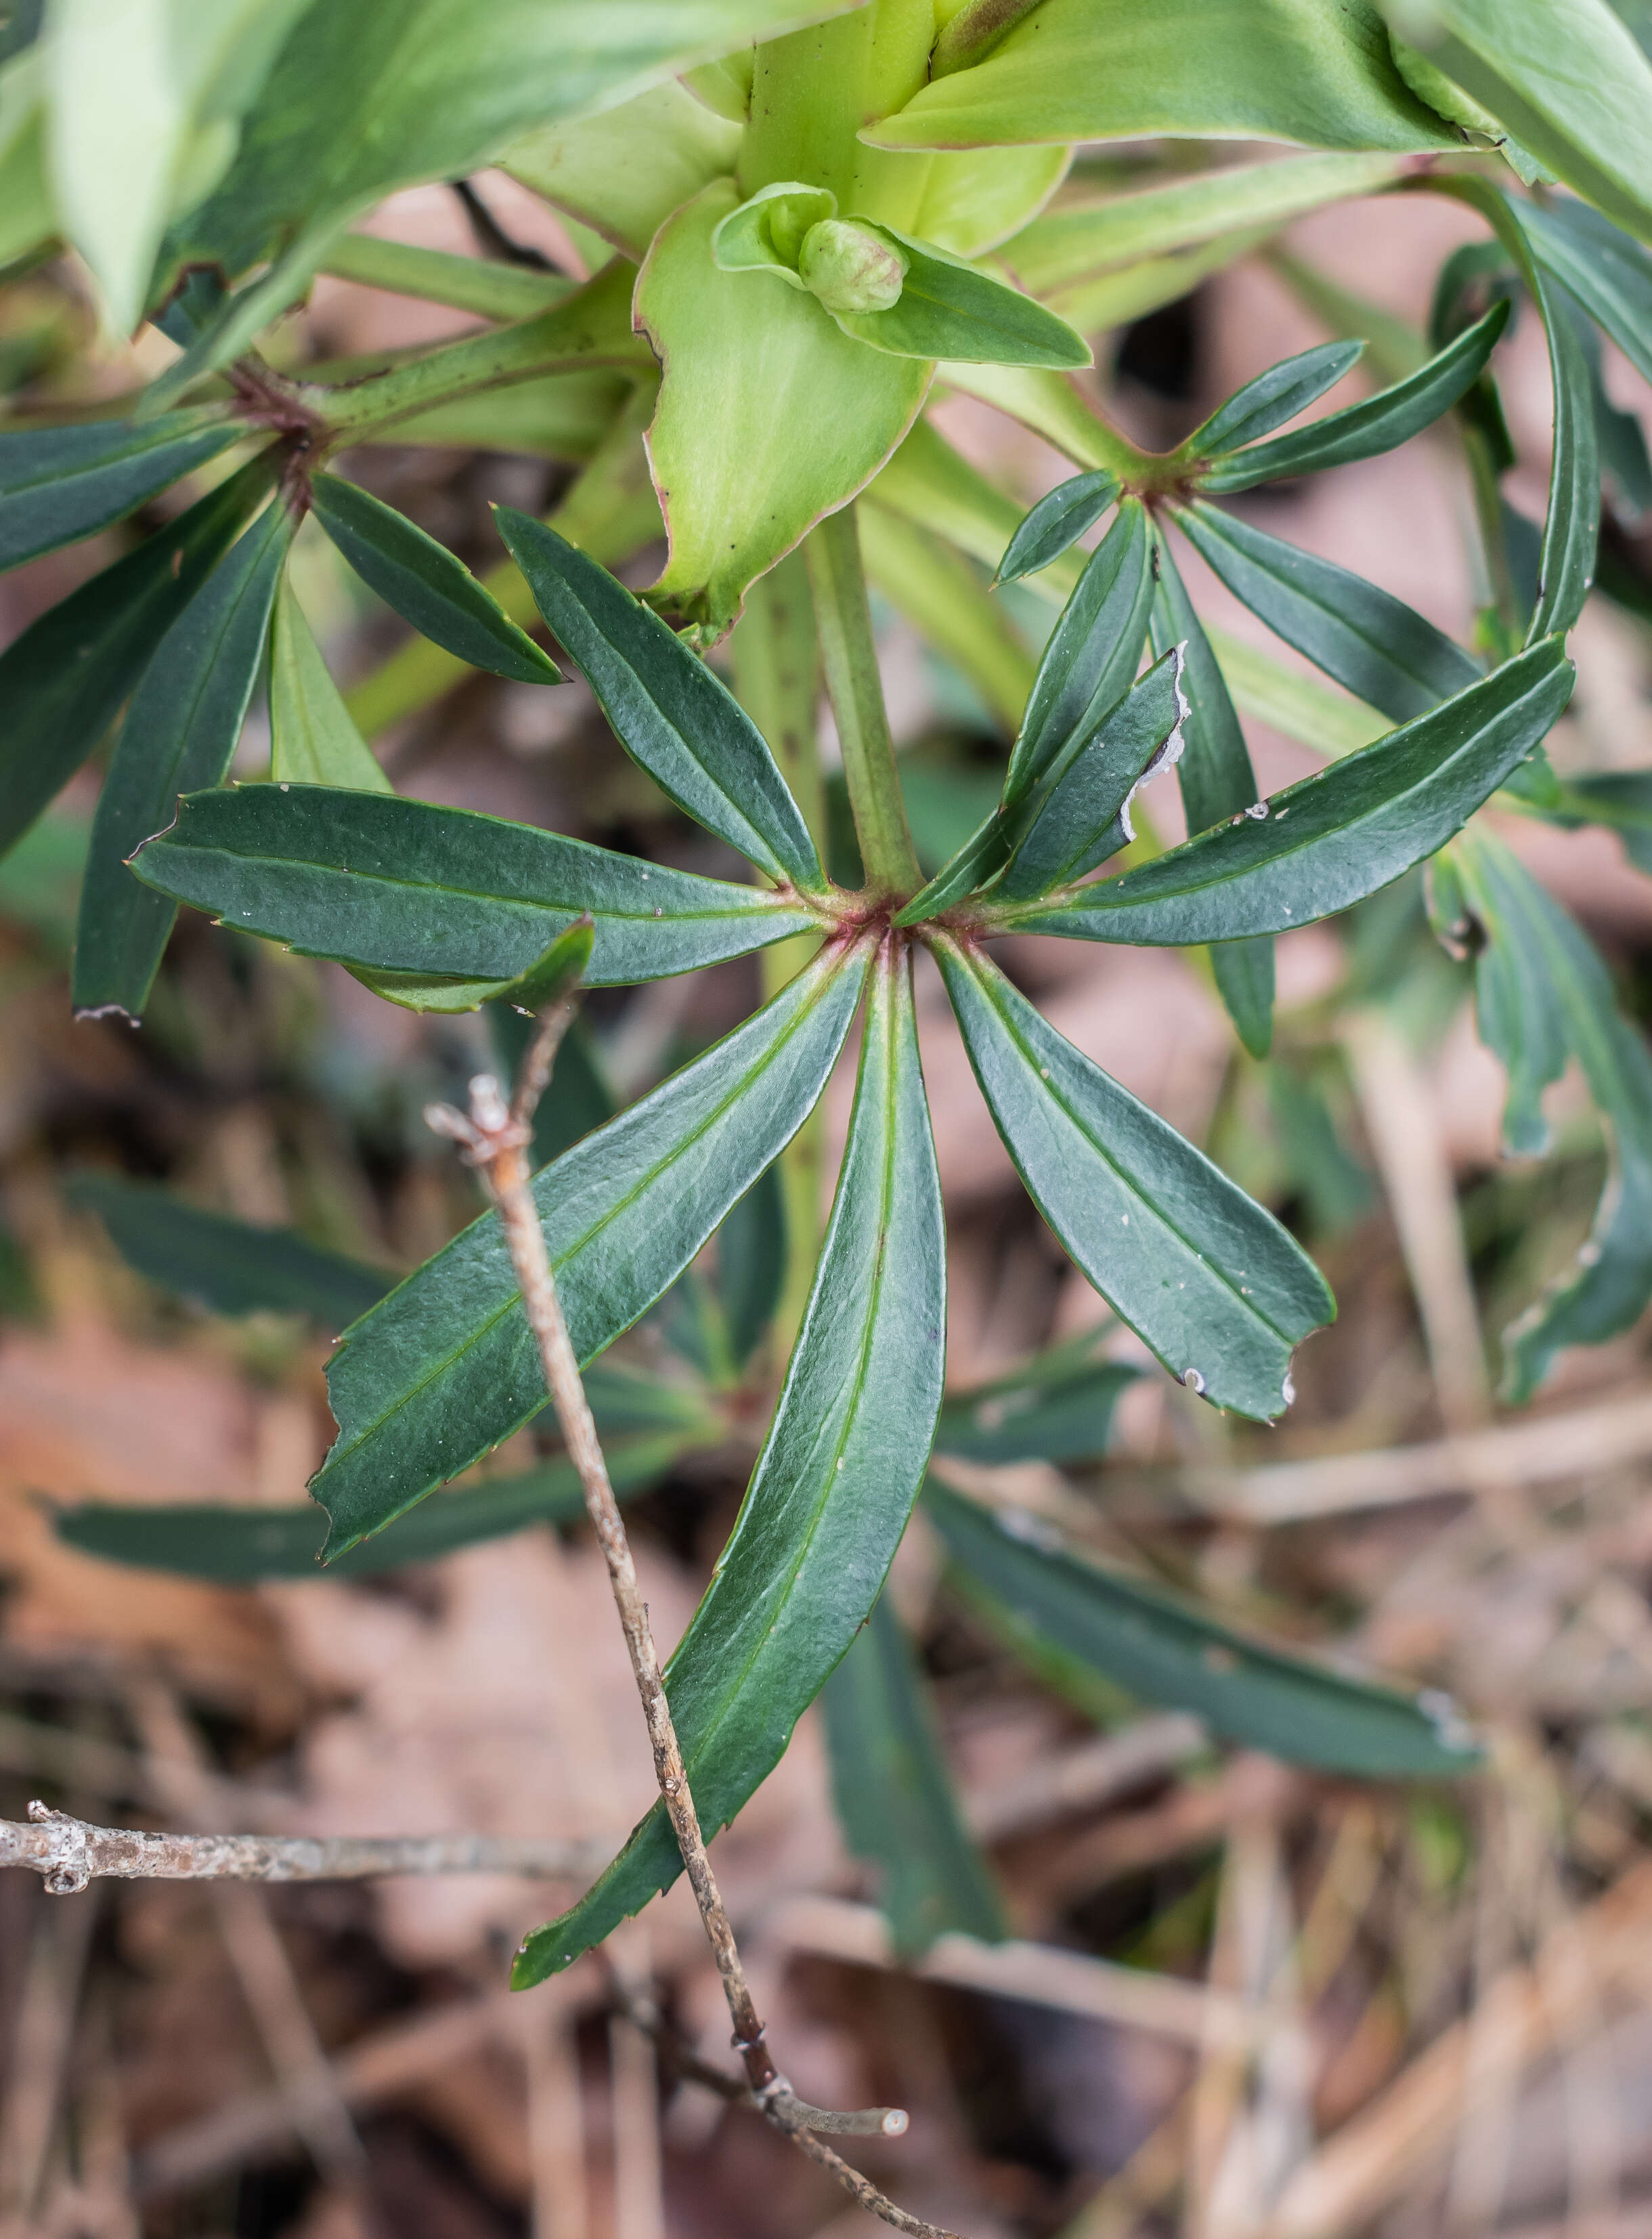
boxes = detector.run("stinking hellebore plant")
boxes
[10,0,1652,2192]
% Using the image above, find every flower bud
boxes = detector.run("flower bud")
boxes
[798,219,907,315]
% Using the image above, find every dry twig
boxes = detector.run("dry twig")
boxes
[425,978,954,2238]
[0,1806,611,1892]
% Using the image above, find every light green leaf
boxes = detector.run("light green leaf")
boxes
[66,1170,391,1328]
[1433,829,1652,1400]
[1396,0,1652,242]
[494,510,825,890]
[0,49,54,273]
[1187,339,1364,457]
[997,647,1188,901]
[309,473,559,687]
[934,1335,1139,1465]
[0,404,241,575]
[500,78,742,260]
[994,638,1574,949]
[268,579,390,792]
[833,226,1091,368]
[822,1595,1005,1956]
[313,935,872,1552]
[911,142,1070,257]
[1004,152,1416,296]
[72,492,292,1020]
[1196,302,1508,490]
[864,0,1456,155]
[46,0,311,331]
[131,786,822,990]
[1173,500,1480,725]
[636,178,930,633]
[710,177,834,283]
[54,1436,695,1583]
[932,938,1332,1420]
[993,468,1118,585]
[871,414,1084,603]
[154,0,862,329]
[1151,534,1274,1059]
[0,450,272,859]
[927,1484,1480,1774]
[515,939,944,1981]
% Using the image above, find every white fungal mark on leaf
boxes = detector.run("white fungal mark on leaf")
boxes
[1182,1367,1206,1394]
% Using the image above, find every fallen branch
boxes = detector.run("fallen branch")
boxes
[425,962,957,2239]
[0,1804,613,1894]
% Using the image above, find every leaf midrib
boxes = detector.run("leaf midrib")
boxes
[165,839,793,937]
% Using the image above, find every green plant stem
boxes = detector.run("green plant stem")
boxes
[344,381,662,737]
[731,549,829,1360]
[805,505,920,900]
[313,260,651,442]
[318,234,573,322]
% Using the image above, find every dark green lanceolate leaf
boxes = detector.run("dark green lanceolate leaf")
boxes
[0,452,273,859]
[832,226,1090,370]
[131,788,821,991]
[1009,499,1154,806]
[997,648,1189,901]
[495,511,825,893]
[1173,502,1479,726]
[821,1596,1004,1955]
[1184,339,1364,459]
[1151,537,1274,1058]
[894,500,1152,926]
[1196,302,1509,492]
[66,1173,392,1329]
[313,938,873,1554]
[54,1436,694,1585]
[992,468,1118,584]
[308,474,558,688]
[0,406,242,575]
[1521,194,1652,387]
[267,579,391,792]
[1432,831,1652,1401]
[1434,182,1600,643]
[926,1485,1479,1776]
[997,638,1575,950]
[932,941,1330,1421]
[515,941,944,1982]
[934,1338,1139,1466]
[72,495,293,1019]
[1527,272,1601,642]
